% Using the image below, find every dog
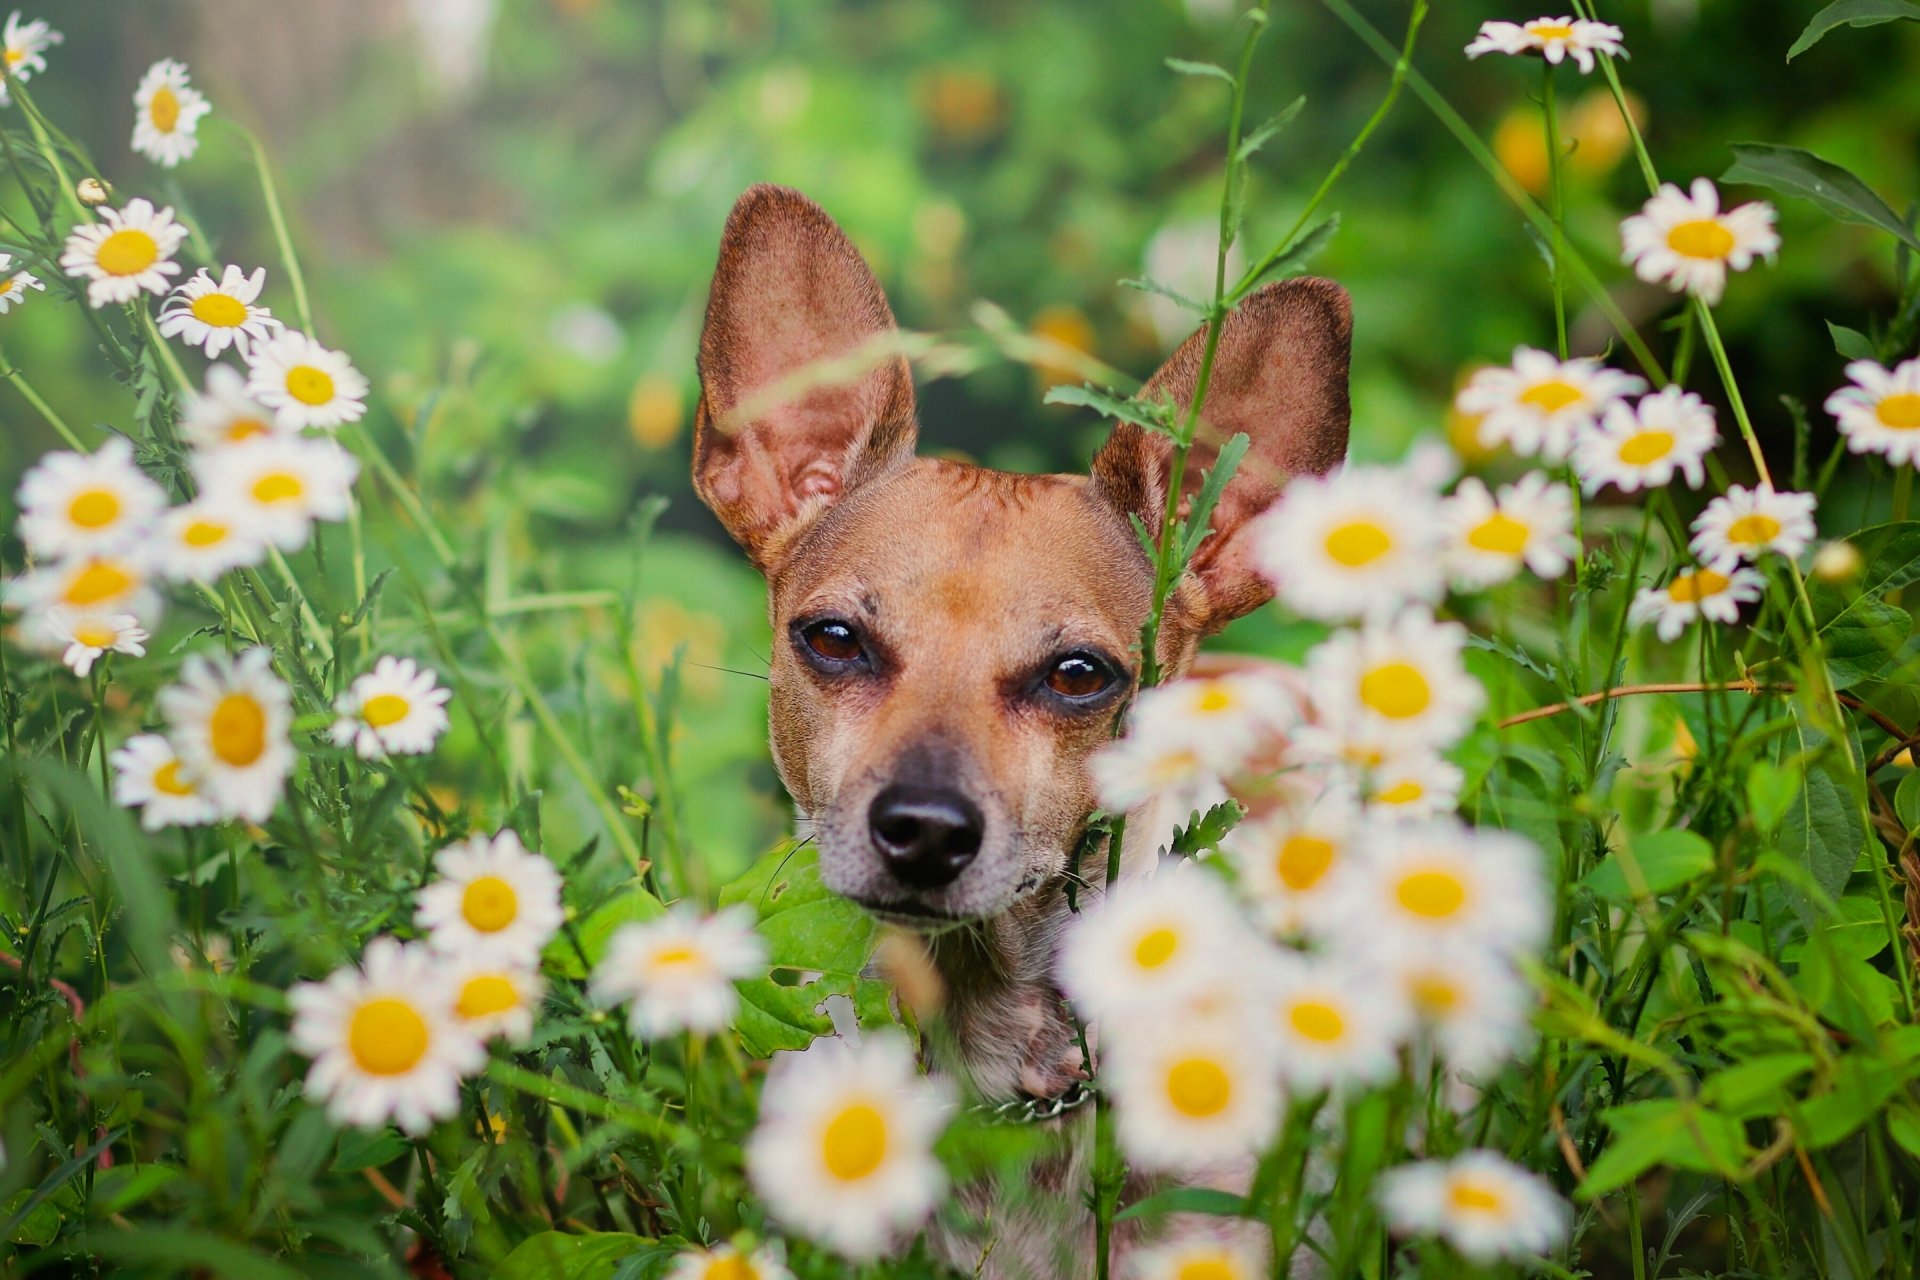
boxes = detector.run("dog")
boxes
[691,184,1351,1275]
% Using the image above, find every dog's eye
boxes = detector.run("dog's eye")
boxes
[800,619,865,665]
[1045,653,1114,700]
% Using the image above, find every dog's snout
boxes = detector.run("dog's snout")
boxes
[868,784,984,889]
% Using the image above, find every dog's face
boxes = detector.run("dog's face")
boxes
[691,185,1351,926]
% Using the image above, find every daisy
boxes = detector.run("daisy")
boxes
[158,646,295,824]
[1305,610,1486,753]
[589,904,768,1039]
[1221,794,1367,938]
[14,439,167,560]
[1379,1151,1570,1264]
[1090,733,1227,819]
[1129,1235,1265,1280]
[1825,357,1920,466]
[1252,463,1446,621]
[1109,1014,1283,1172]
[179,364,288,450]
[1440,473,1578,589]
[1358,749,1464,820]
[664,1243,794,1280]
[155,498,268,583]
[1390,945,1533,1075]
[329,656,452,758]
[159,265,279,357]
[747,1033,953,1260]
[1690,484,1816,565]
[442,950,545,1045]
[1621,178,1779,306]
[60,198,187,308]
[0,252,43,313]
[1059,859,1251,1024]
[245,329,370,430]
[1627,562,1765,642]
[0,11,60,107]
[1125,671,1298,776]
[7,548,160,622]
[194,435,359,552]
[415,828,565,964]
[1465,16,1625,72]
[130,59,212,168]
[109,732,217,831]
[289,936,488,1135]
[1572,387,1719,494]
[34,607,146,677]
[1330,819,1549,960]
[1266,954,1411,1093]
[1454,348,1645,462]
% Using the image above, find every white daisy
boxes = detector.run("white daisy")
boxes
[1305,610,1486,754]
[1825,357,1920,466]
[329,656,452,759]
[1221,793,1368,938]
[109,732,217,831]
[0,11,60,106]
[7,548,160,622]
[1252,463,1446,621]
[1059,859,1252,1025]
[1266,953,1411,1093]
[1391,945,1533,1076]
[664,1243,794,1280]
[288,936,487,1135]
[1108,1014,1283,1172]
[414,828,565,964]
[1572,387,1719,494]
[0,252,44,313]
[1464,16,1625,72]
[1379,1151,1570,1264]
[244,329,370,431]
[1621,178,1779,306]
[1090,733,1227,820]
[1330,819,1549,961]
[194,434,359,552]
[1129,1235,1265,1280]
[14,438,167,560]
[1627,562,1766,642]
[1125,671,1299,777]
[1440,473,1578,589]
[747,1033,953,1260]
[589,903,768,1039]
[442,950,544,1046]
[1454,348,1646,463]
[155,497,268,583]
[158,646,295,824]
[179,364,289,450]
[1358,749,1464,820]
[158,265,279,357]
[130,59,212,168]
[34,607,146,677]
[1689,484,1816,566]
[59,198,187,308]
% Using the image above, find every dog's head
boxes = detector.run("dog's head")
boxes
[692,185,1350,926]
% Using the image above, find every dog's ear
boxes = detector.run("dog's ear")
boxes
[1090,277,1351,633]
[693,184,917,572]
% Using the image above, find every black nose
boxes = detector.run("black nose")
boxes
[868,784,984,889]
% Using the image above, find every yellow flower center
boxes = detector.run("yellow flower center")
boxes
[1527,21,1575,39]
[1409,974,1461,1017]
[1195,686,1233,714]
[209,693,268,767]
[252,471,305,504]
[361,693,411,728]
[68,488,122,529]
[1876,393,1920,430]
[1165,1056,1232,1118]
[96,228,160,278]
[1725,513,1781,546]
[1396,869,1467,919]
[650,943,704,970]
[1666,568,1729,604]
[1616,430,1675,466]
[460,875,520,933]
[820,1101,888,1181]
[225,417,272,442]
[285,364,336,407]
[1375,779,1425,806]
[72,623,119,648]
[1666,218,1735,260]
[1324,520,1392,568]
[1288,999,1346,1044]
[347,997,431,1076]
[703,1258,758,1280]
[63,560,133,607]
[1176,1260,1237,1280]
[456,974,520,1020]
[1449,1178,1507,1215]
[1275,834,1335,891]
[191,292,248,328]
[4,48,23,66]
[1466,511,1530,555]
[1519,379,1582,412]
[149,85,181,133]
[153,760,196,797]
[1359,662,1432,720]
[182,519,230,548]
[1133,926,1179,970]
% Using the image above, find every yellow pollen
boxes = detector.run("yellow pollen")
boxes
[182,519,229,548]
[1176,1260,1237,1280]
[1667,569,1729,604]
[209,693,268,767]
[456,974,520,1020]
[1165,1057,1232,1118]
[226,418,271,442]
[1616,431,1675,466]
[252,471,304,504]
[95,228,160,277]
[360,693,411,728]
[347,997,431,1076]
[1725,513,1781,546]
[1396,869,1467,919]
[1527,21,1575,39]
[149,85,181,132]
[191,292,247,328]
[703,1258,757,1280]
[285,364,336,407]
[67,488,122,530]
[1519,379,1582,412]
[152,759,195,797]
[72,623,119,648]
[650,944,704,969]
[1467,511,1530,555]
[460,875,519,932]
[1449,1179,1506,1215]
[63,560,133,607]
[1666,218,1735,260]
[1133,927,1179,970]
[1288,1000,1346,1044]
[1876,393,1920,430]
[1324,520,1392,568]
[1375,780,1424,806]
[1276,834,1336,891]
[1410,974,1461,1016]
[1195,686,1233,714]
[1359,662,1432,720]
[4,48,23,66]
[820,1102,888,1181]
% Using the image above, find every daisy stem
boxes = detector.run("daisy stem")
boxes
[0,358,87,450]
[1894,466,1911,525]
[8,79,86,225]
[1542,63,1569,361]
[227,120,316,336]
[135,302,195,407]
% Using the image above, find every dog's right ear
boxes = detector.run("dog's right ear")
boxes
[692,185,918,573]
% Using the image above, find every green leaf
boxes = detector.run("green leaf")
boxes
[1169,799,1246,858]
[330,1127,411,1172]
[1239,214,1340,295]
[730,972,846,1056]
[1581,1100,1748,1197]
[1119,276,1208,316]
[1582,829,1714,901]
[87,1164,182,1218]
[1179,432,1251,563]
[1827,320,1879,362]
[1698,1053,1815,1118]
[1812,593,1911,688]
[1746,759,1799,833]
[719,838,876,976]
[1777,722,1867,919]
[1114,1186,1249,1222]
[1800,1053,1904,1146]
[1235,96,1306,163]
[555,878,667,979]
[1896,770,1920,830]
[1888,1105,1920,1160]
[1044,384,1181,437]
[495,1231,651,1280]
[1165,57,1235,83]
[1723,143,1920,254]
[1787,0,1920,59]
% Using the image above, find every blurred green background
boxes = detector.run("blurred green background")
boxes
[4,0,1918,878]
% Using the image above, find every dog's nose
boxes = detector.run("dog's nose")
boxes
[868,784,984,889]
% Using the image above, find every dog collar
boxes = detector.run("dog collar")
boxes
[968,1080,1096,1125]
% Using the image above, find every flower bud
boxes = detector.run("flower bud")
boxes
[1811,540,1862,583]
[76,177,111,207]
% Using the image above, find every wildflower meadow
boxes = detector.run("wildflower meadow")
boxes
[2,3,1919,1279]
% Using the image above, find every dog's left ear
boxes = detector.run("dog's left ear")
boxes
[1090,277,1351,633]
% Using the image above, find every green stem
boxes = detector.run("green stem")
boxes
[0,359,88,450]
[1542,62,1568,360]
[225,120,316,335]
